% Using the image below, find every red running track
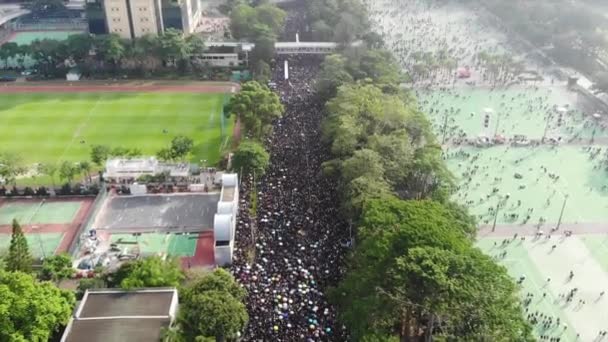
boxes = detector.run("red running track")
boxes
[181,231,215,269]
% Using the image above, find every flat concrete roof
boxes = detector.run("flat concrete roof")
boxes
[79,291,174,318]
[61,289,177,342]
[95,194,219,232]
[64,318,170,342]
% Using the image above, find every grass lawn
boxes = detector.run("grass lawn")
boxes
[0,92,231,183]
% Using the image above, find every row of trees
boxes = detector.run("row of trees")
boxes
[224,80,283,177]
[314,41,531,338]
[0,151,94,187]
[0,28,206,77]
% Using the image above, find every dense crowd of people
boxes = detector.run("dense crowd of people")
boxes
[231,54,351,341]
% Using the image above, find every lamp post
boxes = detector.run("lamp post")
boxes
[556,194,569,230]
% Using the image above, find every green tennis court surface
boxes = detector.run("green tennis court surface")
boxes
[110,233,197,257]
[418,85,608,227]
[0,92,229,168]
[478,236,608,341]
[446,145,608,226]
[0,201,82,225]
[8,31,82,45]
[419,86,608,142]
[0,232,63,259]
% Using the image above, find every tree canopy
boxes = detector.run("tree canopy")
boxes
[0,30,207,77]
[108,256,184,289]
[231,140,270,177]
[332,198,532,341]
[178,269,248,342]
[0,269,75,341]
[321,82,451,214]
[5,219,31,273]
[40,253,74,282]
[225,81,284,140]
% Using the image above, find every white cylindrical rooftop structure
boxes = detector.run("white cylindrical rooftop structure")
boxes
[217,202,234,215]
[222,173,238,187]
[214,214,232,242]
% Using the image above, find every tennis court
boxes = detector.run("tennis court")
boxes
[0,232,63,259]
[8,31,82,45]
[0,200,82,225]
[418,86,608,142]
[446,145,608,227]
[0,198,94,258]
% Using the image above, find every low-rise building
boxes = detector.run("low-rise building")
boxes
[61,288,178,342]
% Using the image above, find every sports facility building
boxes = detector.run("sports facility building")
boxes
[75,172,239,269]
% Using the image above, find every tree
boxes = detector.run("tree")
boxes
[59,161,79,185]
[65,34,94,63]
[157,147,174,161]
[357,49,403,85]
[37,162,58,188]
[178,269,248,341]
[158,28,192,67]
[29,39,66,75]
[170,135,194,160]
[225,81,284,140]
[332,199,532,341]
[255,4,286,35]
[251,24,277,64]
[0,152,26,186]
[90,144,111,166]
[252,60,271,84]
[40,253,73,282]
[0,269,75,341]
[341,149,385,183]
[229,3,257,40]
[0,42,19,68]
[6,219,32,273]
[115,256,184,289]
[231,140,270,176]
[80,160,92,183]
[316,54,354,99]
[311,20,334,41]
[97,34,126,68]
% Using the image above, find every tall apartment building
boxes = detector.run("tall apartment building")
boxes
[102,0,202,39]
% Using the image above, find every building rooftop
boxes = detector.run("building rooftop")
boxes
[61,288,178,342]
[78,291,174,318]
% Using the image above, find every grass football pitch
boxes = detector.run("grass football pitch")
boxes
[0,92,230,172]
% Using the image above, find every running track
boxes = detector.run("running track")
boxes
[0,83,237,94]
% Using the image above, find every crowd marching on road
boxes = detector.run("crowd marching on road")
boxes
[231,55,351,341]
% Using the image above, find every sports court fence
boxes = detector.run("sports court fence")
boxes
[68,184,107,256]
[9,18,88,32]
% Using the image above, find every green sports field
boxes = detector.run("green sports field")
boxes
[0,92,230,172]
